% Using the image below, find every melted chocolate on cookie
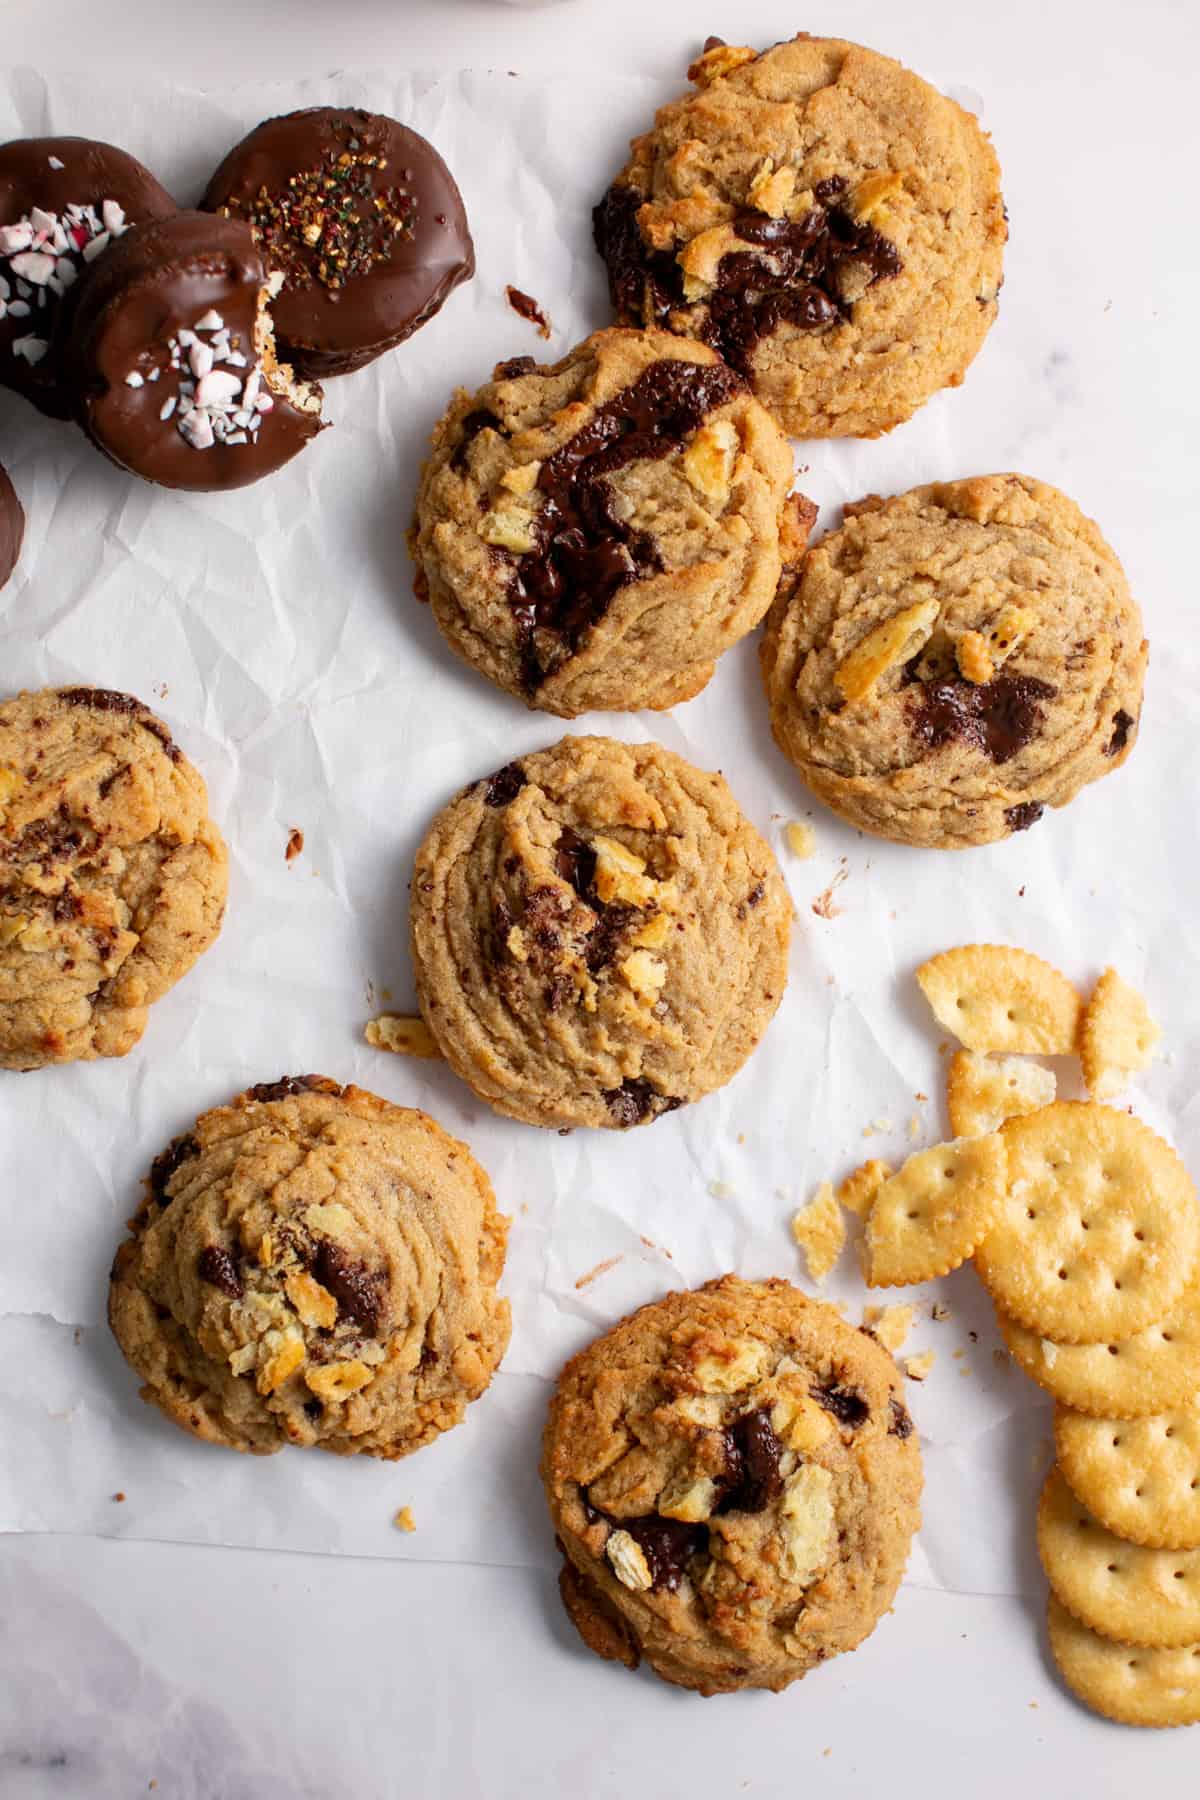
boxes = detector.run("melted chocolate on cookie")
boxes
[0,461,24,591]
[203,108,474,378]
[716,1407,785,1513]
[594,176,902,373]
[68,210,324,492]
[908,672,1057,764]
[602,1077,684,1128]
[0,135,176,418]
[507,356,744,690]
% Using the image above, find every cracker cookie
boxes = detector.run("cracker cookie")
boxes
[946,1048,1055,1137]
[409,736,791,1130]
[1038,1468,1200,1649]
[919,946,1080,1053]
[995,1277,1200,1419]
[108,1076,511,1457]
[0,685,227,1070]
[542,1274,922,1694]
[1080,968,1161,1103]
[594,35,1004,439]
[410,328,801,717]
[760,476,1146,848]
[1056,1403,1200,1551]
[864,1133,1005,1288]
[1047,1593,1200,1727]
[975,1104,1198,1344]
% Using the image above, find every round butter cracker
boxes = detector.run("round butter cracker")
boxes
[995,1276,1200,1418]
[1039,1468,1200,1648]
[1056,1401,1200,1550]
[1047,1593,1200,1727]
[916,945,1081,1054]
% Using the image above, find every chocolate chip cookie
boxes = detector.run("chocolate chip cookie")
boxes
[594,35,1005,439]
[410,736,791,1130]
[760,474,1147,848]
[410,327,804,717]
[543,1274,922,1694]
[0,686,228,1069]
[108,1075,511,1457]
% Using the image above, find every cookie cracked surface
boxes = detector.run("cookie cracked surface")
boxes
[409,736,792,1130]
[594,35,1005,439]
[410,327,801,717]
[760,475,1147,848]
[542,1274,922,1694]
[108,1075,511,1457]
[0,685,227,1069]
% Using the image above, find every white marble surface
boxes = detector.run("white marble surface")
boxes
[2,2,1200,1794]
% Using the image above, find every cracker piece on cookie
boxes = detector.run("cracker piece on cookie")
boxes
[1080,968,1161,1103]
[974,1103,1198,1343]
[864,1133,1005,1288]
[916,946,1081,1054]
[946,1049,1055,1137]
[1038,1467,1200,1648]
[1056,1401,1200,1550]
[1047,1593,1200,1727]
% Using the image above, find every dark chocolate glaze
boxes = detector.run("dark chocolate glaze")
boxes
[67,210,323,493]
[0,136,176,419]
[507,356,744,690]
[0,461,23,591]
[593,177,902,373]
[909,673,1057,765]
[202,108,474,379]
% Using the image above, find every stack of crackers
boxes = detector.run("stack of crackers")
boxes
[798,944,1200,1727]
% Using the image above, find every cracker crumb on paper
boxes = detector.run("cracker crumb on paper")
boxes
[365,1014,442,1059]
[393,1506,416,1534]
[904,1352,935,1381]
[791,1182,845,1282]
[575,1255,623,1291]
[785,819,816,858]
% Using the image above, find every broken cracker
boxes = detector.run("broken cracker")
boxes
[862,1303,914,1353]
[791,1181,845,1282]
[837,1159,892,1217]
[1079,967,1161,1103]
[946,1048,1056,1137]
[916,944,1082,1054]
[784,820,816,859]
[903,1350,935,1381]
[365,1013,442,1059]
[834,599,940,703]
[864,1132,1006,1288]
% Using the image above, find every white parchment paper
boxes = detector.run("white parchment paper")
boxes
[0,61,1197,1597]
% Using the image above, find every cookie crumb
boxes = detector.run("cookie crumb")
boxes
[285,827,304,863]
[785,819,816,859]
[365,1013,442,1059]
[113,1491,126,1503]
[709,1180,736,1200]
[393,1506,416,1533]
[811,866,848,919]
[930,1301,951,1322]
[862,1303,914,1353]
[575,1255,623,1291]
[505,284,551,339]
[903,1352,935,1381]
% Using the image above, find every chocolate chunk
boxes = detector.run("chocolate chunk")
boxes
[451,407,506,472]
[197,1244,243,1298]
[245,1074,339,1104]
[702,35,727,53]
[717,1407,785,1513]
[504,285,550,336]
[909,673,1057,765]
[62,686,183,764]
[1106,708,1135,756]
[493,355,537,380]
[1005,801,1044,833]
[202,108,474,379]
[309,1239,385,1334]
[554,825,598,902]
[0,135,176,420]
[582,902,639,975]
[483,761,527,807]
[812,1381,870,1428]
[51,892,82,923]
[508,356,744,689]
[619,1514,707,1592]
[148,1133,199,1204]
[303,1398,323,1421]
[68,210,324,494]
[0,461,23,593]
[592,184,682,327]
[603,1077,684,1128]
[888,1397,914,1440]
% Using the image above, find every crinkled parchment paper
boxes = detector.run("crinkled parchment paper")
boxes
[1,62,1196,1596]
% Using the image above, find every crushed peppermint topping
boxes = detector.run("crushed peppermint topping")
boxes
[131,307,275,452]
[1,196,131,364]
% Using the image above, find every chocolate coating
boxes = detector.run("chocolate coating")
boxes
[0,461,23,591]
[68,210,324,493]
[0,135,175,419]
[201,107,474,378]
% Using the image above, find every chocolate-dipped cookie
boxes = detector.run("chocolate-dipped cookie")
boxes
[0,136,176,419]
[202,107,474,378]
[68,211,324,492]
[0,462,22,590]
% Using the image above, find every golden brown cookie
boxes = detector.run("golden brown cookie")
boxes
[0,685,227,1069]
[108,1075,511,1457]
[760,475,1147,848]
[410,328,801,716]
[542,1274,922,1694]
[594,35,1005,439]
[409,735,792,1130]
